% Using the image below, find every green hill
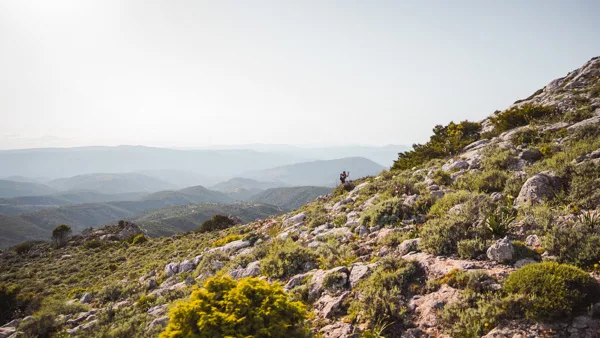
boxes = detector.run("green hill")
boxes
[249,186,332,210]
[133,203,283,237]
[47,173,176,194]
[0,180,56,198]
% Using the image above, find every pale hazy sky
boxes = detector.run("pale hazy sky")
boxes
[1,1,599,149]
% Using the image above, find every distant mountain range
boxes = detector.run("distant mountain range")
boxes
[0,145,404,182]
[249,186,332,210]
[240,157,385,187]
[0,180,57,198]
[47,173,176,194]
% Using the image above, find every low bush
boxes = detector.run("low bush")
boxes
[13,241,36,255]
[198,215,236,233]
[457,239,486,259]
[441,292,506,338]
[392,121,481,170]
[489,104,557,133]
[315,240,357,269]
[481,148,519,170]
[427,190,472,217]
[261,239,316,279]
[361,198,413,227]
[543,223,600,268]
[456,170,508,193]
[212,234,242,247]
[160,276,309,338]
[564,106,594,123]
[130,234,148,245]
[431,170,452,185]
[503,262,600,320]
[322,271,347,293]
[348,258,423,330]
[569,161,600,209]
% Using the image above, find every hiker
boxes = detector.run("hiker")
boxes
[340,171,349,184]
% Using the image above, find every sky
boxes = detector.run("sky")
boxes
[1,0,599,150]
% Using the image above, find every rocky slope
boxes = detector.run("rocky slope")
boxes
[1,57,600,338]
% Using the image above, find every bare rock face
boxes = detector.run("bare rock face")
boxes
[487,237,515,263]
[410,284,460,330]
[314,291,351,319]
[319,321,357,338]
[229,261,261,279]
[397,238,420,256]
[117,223,143,240]
[514,171,562,207]
[283,212,306,227]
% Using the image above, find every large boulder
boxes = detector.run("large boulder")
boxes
[349,263,376,288]
[514,171,562,207]
[229,261,261,279]
[397,238,420,255]
[117,223,143,240]
[314,291,351,319]
[210,240,251,254]
[486,237,515,263]
[283,212,306,227]
[164,262,180,277]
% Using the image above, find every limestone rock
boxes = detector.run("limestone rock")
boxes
[397,238,420,255]
[147,316,169,331]
[79,293,92,304]
[319,322,357,338]
[164,262,180,277]
[514,172,562,206]
[314,291,350,320]
[349,263,376,288]
[283,212,306,227]
[487,237,515,263]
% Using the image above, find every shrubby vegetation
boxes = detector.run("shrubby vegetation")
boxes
[260,239,316,279]
[51,224,71,248]
[348,258,424,330]
[503,262,600,320]
[160,276,309,338]
[489,104,557,133]
[392,121,481,170]
[198,214,236,233]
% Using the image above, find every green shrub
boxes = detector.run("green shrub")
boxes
[261,239,316,279]
[361,198,412,227]
[198,215,236,233]
[511,127,541,146]
[481,149,519,170]
[457,239,485,259]
[489,104,557,132]
[512,241,539,261]
[13,241,36,255]
[159,276,309,338]
[564,106,594,123]
[431,170,452,185]
[212,234,242,247]
[484,206,516,239]
[427,190,472,217]
[315,240,357,269]
[348,258,423,329]
[322,271,347,292]
[456,170,508,193]
[503,174,526,198]
[130,234,148,245]
[569,161,600,209]
[393,121,481,170]
[441,292,506,338]
[503,262,600,320]
[196,251,230,277]
[19,314,58,338]
[83,239,103,249]
[543,223,600,268]
[1,283,33,323]
[51,224,72,248]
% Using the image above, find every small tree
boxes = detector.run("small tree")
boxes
[51,224,72,248]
